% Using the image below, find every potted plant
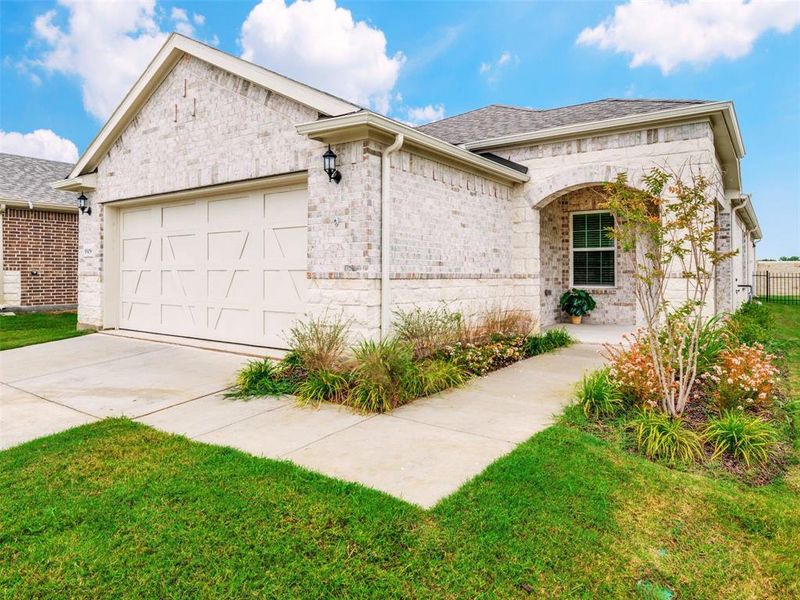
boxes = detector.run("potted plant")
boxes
[559,289,596,324]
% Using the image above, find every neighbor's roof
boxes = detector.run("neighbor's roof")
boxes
[0,153,76,209]
[417,99,714,146]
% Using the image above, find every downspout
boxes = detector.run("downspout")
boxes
[381,134,404,340]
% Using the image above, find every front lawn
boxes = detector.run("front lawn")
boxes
[2,418,798,598]
[763,302,800,396]
[0,312,89,351]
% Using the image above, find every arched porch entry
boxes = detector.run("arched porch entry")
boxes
[526,165,643,328]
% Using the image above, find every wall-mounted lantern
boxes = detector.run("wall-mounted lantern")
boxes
[77,192,91,215]
[322,145,342,184]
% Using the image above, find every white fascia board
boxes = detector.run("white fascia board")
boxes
[0,197,78,213]
[68,33,359,180]
[52,173,97,192]
[463,101,745,158]
[296,112,530,184]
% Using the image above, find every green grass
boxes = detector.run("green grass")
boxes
[1,419,798,598]
[0,312,89,350]
[763,303,800,397]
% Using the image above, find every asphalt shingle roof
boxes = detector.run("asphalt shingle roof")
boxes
[416,99,713,145]
[0,153,76,209]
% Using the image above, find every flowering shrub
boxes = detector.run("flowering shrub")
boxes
[445,336,526,376]
[605,332,670,409]
[700,343,780,411]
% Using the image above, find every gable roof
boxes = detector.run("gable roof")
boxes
[416,99,714,145]
[0,153,76,210]
[66,33,360,180]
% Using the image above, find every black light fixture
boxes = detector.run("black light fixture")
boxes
[322,144,341,183]
[77,192,91,215]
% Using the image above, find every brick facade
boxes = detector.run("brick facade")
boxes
[76,50,744,344]
[2,208,78,307]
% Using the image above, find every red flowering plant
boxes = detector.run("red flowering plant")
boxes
[700,343,780,412]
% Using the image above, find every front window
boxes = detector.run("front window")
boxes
[572,211,615,287]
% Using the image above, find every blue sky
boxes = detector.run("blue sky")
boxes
[1,0,798,257]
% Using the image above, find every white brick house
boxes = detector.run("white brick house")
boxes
[55,34,761,349]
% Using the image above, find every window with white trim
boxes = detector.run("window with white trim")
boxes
[571,211,615,287]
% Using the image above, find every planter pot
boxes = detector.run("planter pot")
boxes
[570,315,582,325]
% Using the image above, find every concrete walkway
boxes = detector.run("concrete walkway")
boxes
[1,335,604,508]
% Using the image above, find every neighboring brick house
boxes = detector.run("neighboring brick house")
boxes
[1,153,78,311]
[57,34,761,348]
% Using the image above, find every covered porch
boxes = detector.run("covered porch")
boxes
[537,184,639,329]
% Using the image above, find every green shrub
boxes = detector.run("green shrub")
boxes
[780,397,800,437]
[629,410,704,465]
[704,411,778,466]
[695,315,730,374]
[229,359,298,397]
[416,359,467,396]
[287,313,351,372]
[393,305,461,359]
[727,301,773,346]
[447,338,526,376]
[523,328,573,356]
[296,369,351,405]
[577,368,622,419]
[346,339,419,412]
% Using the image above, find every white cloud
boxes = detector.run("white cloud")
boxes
[171,6,202,36]
[577,0,800,74]
[0,129,79,163]
[30,0,167,121]
[405,104,445,125]
[479,50,518,83]
[239,0,405,112]
[170,7,188,21]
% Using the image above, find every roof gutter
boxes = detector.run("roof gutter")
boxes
[296,112,530,185]
[731,194,762,240]
[462,101,744,158]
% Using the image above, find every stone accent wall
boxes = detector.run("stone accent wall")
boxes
[3,208,78,307]
[392,277,537,325]
[538,187,636,326]
[306,278,381,341]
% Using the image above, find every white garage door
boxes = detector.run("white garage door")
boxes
[118,187,307,348]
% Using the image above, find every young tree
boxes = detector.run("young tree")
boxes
[603,167,736,417]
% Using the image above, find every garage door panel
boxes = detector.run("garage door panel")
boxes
[121,208,153,235]
[119,186,307,348]
[122,238,153,264]
[208,195,261,228]
[161,202,199,229]
[207,230,253,262]
[161,304,197,331]
[207,269,257,301]
[162,234,199,264]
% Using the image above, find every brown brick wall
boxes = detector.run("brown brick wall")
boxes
[3,208,78,306]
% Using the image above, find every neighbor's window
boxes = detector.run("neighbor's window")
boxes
[571,211,615,287]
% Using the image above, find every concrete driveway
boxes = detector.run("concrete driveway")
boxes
[1,334,249,448]
[2,333,604,508]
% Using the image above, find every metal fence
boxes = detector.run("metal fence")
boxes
[754,272,800,304]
